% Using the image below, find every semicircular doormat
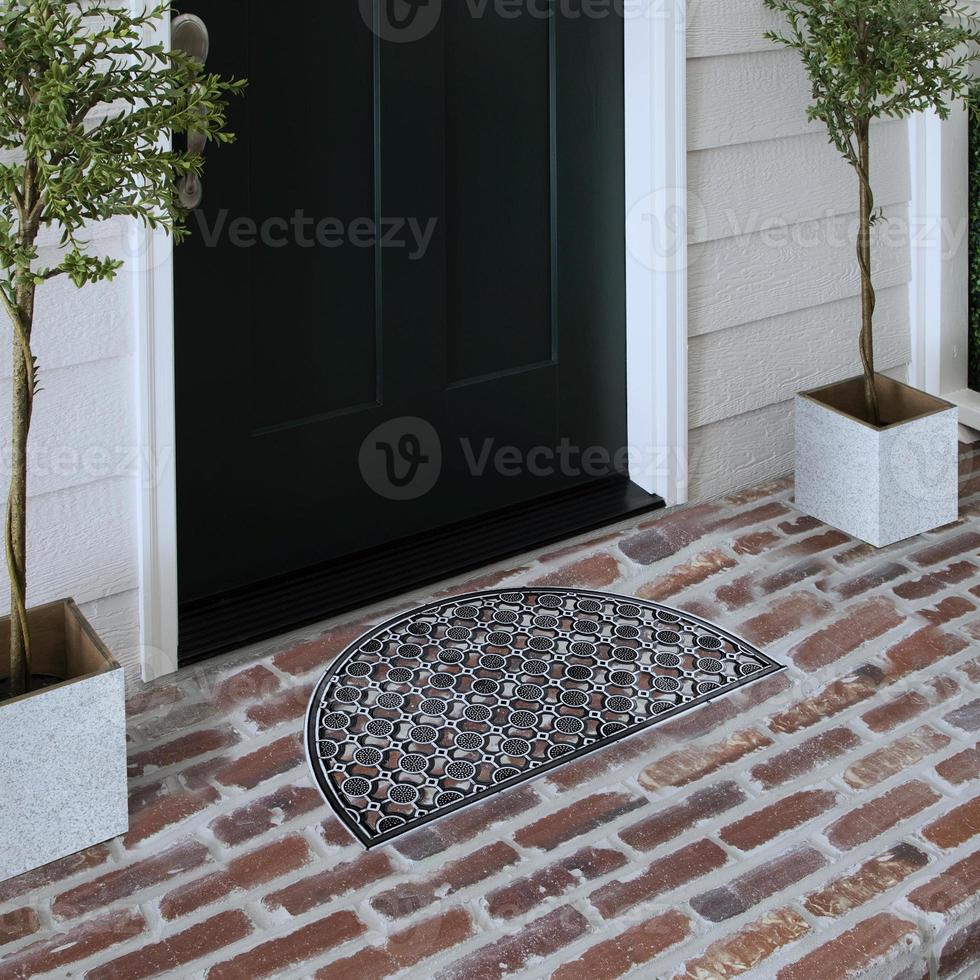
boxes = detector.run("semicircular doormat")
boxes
[306,588,784,848]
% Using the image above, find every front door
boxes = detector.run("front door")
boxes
[174,1,660,662]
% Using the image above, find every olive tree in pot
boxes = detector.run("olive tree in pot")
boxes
[0,0,241,882]
[765,0,979,547]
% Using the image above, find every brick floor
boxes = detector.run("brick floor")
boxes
[2,444,980,978]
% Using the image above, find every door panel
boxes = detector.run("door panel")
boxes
[175,1,655,653]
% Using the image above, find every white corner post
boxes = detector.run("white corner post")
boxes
[624,0,689,507]
[908,101,980,436]
[134,10,180,682]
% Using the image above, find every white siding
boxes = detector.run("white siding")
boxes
[685,3,913,500]
[0,217,143,681]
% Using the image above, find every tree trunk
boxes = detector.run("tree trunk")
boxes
[856,120,880,426]
[6,285,35,697]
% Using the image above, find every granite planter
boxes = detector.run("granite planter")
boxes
[0,600,128,883]
[795,374,959,548]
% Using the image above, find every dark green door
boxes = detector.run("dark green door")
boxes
[175,2,659,661]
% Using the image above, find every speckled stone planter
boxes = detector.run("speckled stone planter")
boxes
[0,600,128,883]
[795,374,959,548]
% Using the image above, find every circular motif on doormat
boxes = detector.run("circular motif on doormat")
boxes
[306,588,782,847]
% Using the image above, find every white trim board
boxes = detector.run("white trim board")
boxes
[908,102,980,434]
[136,7,691,679]
[134,11,179,682]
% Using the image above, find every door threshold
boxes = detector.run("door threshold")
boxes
[178,475,664,666]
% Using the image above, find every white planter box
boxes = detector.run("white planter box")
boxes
[795,374,959,548]
[0,600,128,883]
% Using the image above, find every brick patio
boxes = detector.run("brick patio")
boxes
[2,446,980,979]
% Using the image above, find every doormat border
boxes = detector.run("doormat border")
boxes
[305,588,785,850]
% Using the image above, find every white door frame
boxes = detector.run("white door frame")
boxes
[135,3,690,680]
[908,101,980,434]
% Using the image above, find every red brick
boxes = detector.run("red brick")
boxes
[128,727,239,777]
[486,846,627,920]
[619,504,720,564]
[769,663,887,734]
[862,690,930,733]
[589,839,728,918]
[213,665,281,708]
[945,698,980,733]
[126,684,182,716]
[824,562,910,600]
[208,910,365,980]
[919,595,976,625]
[777,913,918,980]
[923,795,980,849]
[245,684,313,730]
[369,842,518,919]
[0,909,39,948]
[266,850,394,916]
[435,905,589,980]
[733,530,781,556]
[272,621,371,676]
[52,840,211,919]
[886,627,969,676]
[779,515,823,535]
[638,729,773,790]
[739,593,833,646]
[804,843,929,918]
[790,597,905,671]
[0,910,145,979]
[750,728,860,789]
[938,918,980,978]
[514,791,647,851]
[214,734,304,790]
[720,790,837,851]
[124,788,218,848]
[785,529,851,556]
[0,843,111,904]
[676,908,810,979]
[826,781,941,850]
[936,746,980,785]
[637,549,737,601]
[714,500,791,529]
[209,783,324,845]
[619,782,746,851]
[86,910,253,980]
[134,701,219,743]
[718,562,826,611]
[546,728,668,792]
[894,560,978,599]
[316,908,474,980]
[843,726,951,789]
[907,850,980,915]
[532,553,622,588]
[551,910,691,980]
[723,479,793,505]
[691,845,826,922]
[656,698,737,739]
[393,786,540,860]
[910,531,980,567]
[161,835,313,920]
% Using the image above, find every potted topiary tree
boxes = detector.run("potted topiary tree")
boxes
[765,0,980,547]
[0,0,241,882]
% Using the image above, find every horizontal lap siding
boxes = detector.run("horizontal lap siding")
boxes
[686,9,913,500]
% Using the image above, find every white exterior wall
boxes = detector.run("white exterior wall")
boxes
[0,218,144,680]
[686,0,914,500]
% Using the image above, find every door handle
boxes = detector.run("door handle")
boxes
[171,13,211,210]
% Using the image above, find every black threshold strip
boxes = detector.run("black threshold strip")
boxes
[178,475,663,666]
[306,588,784,849]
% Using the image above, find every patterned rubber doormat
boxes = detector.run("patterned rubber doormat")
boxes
[305,589,784,848]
